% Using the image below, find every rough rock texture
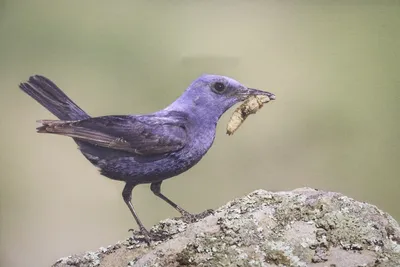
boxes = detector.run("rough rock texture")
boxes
[53,188,400,267]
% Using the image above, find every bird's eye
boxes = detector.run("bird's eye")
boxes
[213,82,226,94]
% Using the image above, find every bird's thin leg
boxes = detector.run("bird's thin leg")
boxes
[122,183,150,238]
[150,181,193,217]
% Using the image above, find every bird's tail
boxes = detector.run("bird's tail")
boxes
[19,75,90,121]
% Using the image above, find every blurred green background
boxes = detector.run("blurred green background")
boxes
[1,1,399,266]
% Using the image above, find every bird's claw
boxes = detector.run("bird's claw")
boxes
[127,209,214,245]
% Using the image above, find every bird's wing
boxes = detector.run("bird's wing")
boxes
[37,112,188,156]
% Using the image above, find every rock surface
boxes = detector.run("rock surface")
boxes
[53,188,400,267]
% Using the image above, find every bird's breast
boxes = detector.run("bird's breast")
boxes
[177,124,217,165]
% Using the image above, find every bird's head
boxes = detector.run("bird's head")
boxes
[167,74,275,122]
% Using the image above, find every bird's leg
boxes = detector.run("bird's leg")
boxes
[122,183,152,243]
[150,181,213,223]
[150,181,193,217]
[123,183,173,244]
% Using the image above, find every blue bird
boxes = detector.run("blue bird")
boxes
[19,74,275,242]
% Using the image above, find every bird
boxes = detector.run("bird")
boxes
[19,74,276,242]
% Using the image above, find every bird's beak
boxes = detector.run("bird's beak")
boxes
[238,88,276,101]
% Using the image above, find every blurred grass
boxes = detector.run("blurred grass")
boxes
[0,1,399,267]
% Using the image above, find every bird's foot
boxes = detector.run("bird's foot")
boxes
[179,208,214,223]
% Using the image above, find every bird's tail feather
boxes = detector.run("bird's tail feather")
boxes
[19,75,90,121]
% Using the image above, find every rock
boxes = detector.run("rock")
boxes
[52,188,400,267]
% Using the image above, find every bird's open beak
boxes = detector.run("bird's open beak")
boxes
[238,88,276,101]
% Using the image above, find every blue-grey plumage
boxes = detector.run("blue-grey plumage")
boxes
[19,74,275,243]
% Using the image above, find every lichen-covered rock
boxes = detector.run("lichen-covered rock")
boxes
[53,188,400,267]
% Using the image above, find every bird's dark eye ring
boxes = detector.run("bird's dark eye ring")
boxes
[213,82,226,93]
